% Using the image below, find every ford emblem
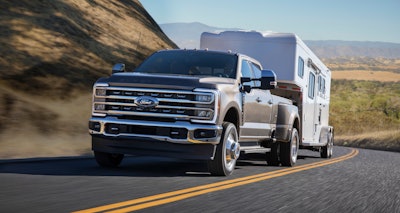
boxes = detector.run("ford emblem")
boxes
[135,96,159,108]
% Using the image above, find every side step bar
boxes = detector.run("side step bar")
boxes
[241,146,271,154]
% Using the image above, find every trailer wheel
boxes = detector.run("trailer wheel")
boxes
[280,128,299,166]
[321,132,334,158]
[265,142,280,166]
[94,151,124,167]
[208,122,240,176]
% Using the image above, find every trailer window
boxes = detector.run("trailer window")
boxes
[298,57,304,78]
[318,76,326,95]
[308,72,315,99]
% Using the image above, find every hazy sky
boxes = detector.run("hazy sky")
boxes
[140,0,400,43]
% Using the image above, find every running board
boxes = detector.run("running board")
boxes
[241,146,271,154]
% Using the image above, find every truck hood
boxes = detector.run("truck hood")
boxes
[96,73,234,90]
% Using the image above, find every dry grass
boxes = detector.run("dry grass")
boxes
[335,130,400,152]
[0,84,92,158]
[332,70,400,82]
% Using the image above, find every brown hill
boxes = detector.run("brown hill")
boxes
[0,0,177,158]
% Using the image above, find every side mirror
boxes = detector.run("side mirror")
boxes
[240,77,251,84]
[240,77,252,93]
[259,70,277,90]
[112,63,125,74]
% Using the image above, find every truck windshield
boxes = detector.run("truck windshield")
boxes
[135,50,238,78]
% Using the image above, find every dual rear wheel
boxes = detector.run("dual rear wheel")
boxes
[266,128,299,167]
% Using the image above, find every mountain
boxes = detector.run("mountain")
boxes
[160,22,400,59]
[306,40,400,59]
[0,0,176,158]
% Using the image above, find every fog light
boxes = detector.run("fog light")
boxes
[89,121,101,132]
[194,129,217,138]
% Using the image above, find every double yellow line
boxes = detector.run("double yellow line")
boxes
[74,149,358,213]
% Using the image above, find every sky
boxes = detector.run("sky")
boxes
[140,0,400,43]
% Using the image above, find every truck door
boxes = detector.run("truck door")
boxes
[240,60,273,139]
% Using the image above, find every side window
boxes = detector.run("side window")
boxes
[241,60,254,86]
[318,75,322,92]
[298,57,304,78]
[318,76,326,95]
[250,63,262,87]
[308,72,315,99]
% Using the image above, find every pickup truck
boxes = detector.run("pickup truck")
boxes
[89,49,300,176]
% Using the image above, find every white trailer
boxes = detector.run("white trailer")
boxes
[200,31,334,157]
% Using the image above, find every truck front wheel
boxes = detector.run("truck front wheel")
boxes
[280,128,299,166]
[94,151,124,168]
[208,122,240,176]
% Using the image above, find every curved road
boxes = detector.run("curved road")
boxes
[0,146,399,213]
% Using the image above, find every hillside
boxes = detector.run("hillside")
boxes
[0,0,177,158]
[1,0,177,98]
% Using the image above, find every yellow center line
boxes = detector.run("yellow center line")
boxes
[74,149,358,213]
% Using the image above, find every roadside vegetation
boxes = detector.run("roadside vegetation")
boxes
[330,79,400,152]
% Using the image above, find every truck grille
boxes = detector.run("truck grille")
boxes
[92,86,218,123]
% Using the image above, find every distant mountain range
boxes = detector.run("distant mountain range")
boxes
[160,22,400,59]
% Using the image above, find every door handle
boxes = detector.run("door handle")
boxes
[256,97,262,103]
[268,100,273,105]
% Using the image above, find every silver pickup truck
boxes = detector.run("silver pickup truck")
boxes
[89,49,300,176]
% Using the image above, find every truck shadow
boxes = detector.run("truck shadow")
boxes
[0,151,322,177]
[0,156,210,177]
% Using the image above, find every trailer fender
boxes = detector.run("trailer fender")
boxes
[319,126,334,146]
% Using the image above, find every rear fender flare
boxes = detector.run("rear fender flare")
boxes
[275,104,299,142]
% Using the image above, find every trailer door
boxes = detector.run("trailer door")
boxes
[303,70,319,143]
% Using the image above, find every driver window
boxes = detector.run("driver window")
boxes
[251,63,262,87]
[241,60,254,86]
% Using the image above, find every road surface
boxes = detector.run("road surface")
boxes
[0,146,399,213]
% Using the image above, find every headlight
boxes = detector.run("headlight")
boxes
[195,94,213,102]
[196,110,213,118]
[94,104,106,111]
[95,88,107,96]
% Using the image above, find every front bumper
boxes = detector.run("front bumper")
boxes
[91,135,217,160]
[89,117,223,160]
[89,116,223,144]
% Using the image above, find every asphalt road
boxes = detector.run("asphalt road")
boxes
[0,146,399,213]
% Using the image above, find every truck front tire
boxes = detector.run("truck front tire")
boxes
[280,128,299,166]
[208,122,240,176]
[94,151,124,168]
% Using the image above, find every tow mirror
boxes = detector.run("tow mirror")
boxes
[240,77,251,84]
[240,77,252,93]
[112,63,125,74]
[259,70,277,90]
